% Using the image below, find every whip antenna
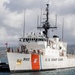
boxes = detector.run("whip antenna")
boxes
[23,9,25,38]
[55,14,57,27]
[62,18,64,41]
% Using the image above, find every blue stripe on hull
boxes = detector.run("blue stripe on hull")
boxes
[40,55,42,70]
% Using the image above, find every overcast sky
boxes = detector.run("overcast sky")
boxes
[0,0,75,46]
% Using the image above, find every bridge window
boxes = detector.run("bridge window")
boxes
[30,38,31,41]
[24,38,46,42]
[35,38,37,42]
[26,38,28,42]
[27,38,29,41]
[23,38,25,42]
[31,38,33,41]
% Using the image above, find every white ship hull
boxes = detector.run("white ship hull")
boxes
[7,52,75,72]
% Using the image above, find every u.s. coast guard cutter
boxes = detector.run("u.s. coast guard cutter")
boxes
[7,4,75,72]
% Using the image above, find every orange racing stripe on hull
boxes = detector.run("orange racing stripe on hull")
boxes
[31,54,40,70]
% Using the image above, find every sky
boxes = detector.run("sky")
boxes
[0,0,75,46]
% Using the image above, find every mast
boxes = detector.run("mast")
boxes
[37,4,57,38]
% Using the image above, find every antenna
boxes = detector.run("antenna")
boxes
[39,8,43,31]
[62,18,64,41]
[37,15,39,28]
[23,9,25,38]
[55,14,57,27]
[40,8,42,27]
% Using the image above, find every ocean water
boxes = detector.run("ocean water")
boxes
[0,68,75,75]
[0,45,75,75]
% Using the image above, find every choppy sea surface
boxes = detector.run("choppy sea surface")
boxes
[0,45,75,75]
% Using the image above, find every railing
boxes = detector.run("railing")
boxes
[6,47,44,55]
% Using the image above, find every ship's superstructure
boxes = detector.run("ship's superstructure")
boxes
[7,4,75,72]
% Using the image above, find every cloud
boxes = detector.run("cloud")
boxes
[0,27,7,41]
[3,12,23,29]
[0,0,21,45]
[4,0,47,12]
[0,27,20,42]
[50,0,75,15]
